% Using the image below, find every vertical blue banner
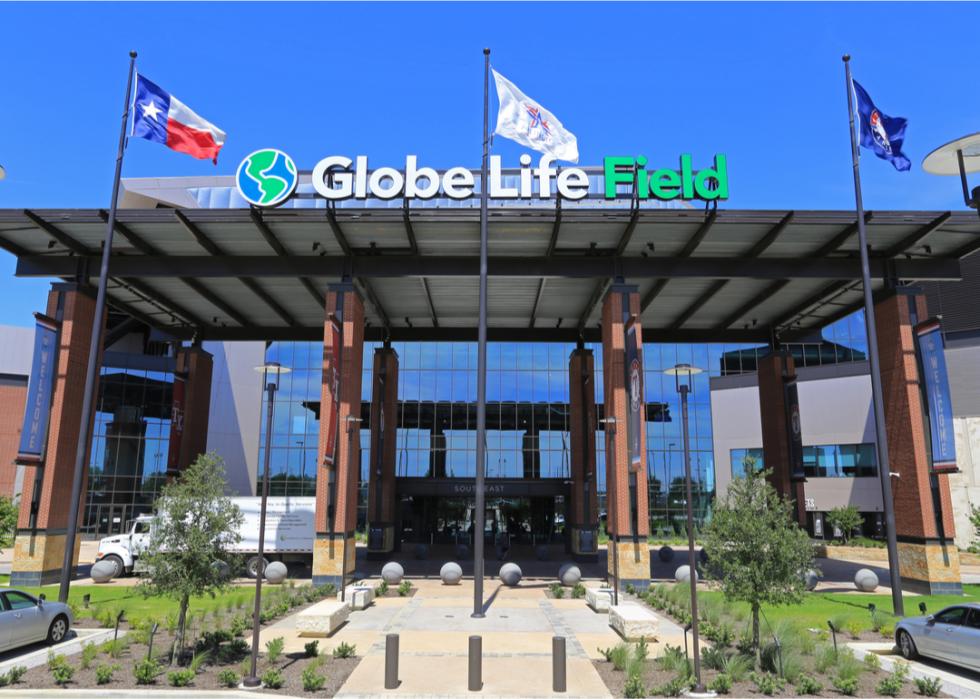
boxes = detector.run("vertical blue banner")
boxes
[16,314,60,464]
[915,319,957,472]
[784,377,805,481]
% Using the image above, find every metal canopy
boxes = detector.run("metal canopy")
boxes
[0,206,977,344]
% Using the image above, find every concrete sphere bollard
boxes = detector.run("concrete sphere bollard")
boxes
[854,568,879,592]
[674,565,698,584]
[264,561,288,584]
[455,544,470,559]
[440,561,463,585]
[535,545,551,561]
[414,543,429,560]
[658,546,674,562]
[90,559,118,583]
[558,563,581,587]
[499,562,522,586]
[382,561,404,585]
[804,569,819,591]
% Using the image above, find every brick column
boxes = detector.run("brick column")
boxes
[876,292,961,594]
[12,284,103,587]
[568,347,598,560]
[601,285,650,590]
[172,345,213,475]
[367,346,398,559]
[757,351,807,525]
[313,283,365,587]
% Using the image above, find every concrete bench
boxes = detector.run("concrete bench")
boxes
[609,603,659,641]
[296,599,351,637]
[338,584,374,610]
[586,587,615,613]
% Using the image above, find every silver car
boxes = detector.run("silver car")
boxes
[0,589,73,651]
[896,602,980,671]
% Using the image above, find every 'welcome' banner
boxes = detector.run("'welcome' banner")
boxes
[915,319,957,473]
[16,314,60,464]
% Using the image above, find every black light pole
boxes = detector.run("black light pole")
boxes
[59,50,138,604]
[473,46,490,619]
[666,363,705,694]
[244,361,290,689]
[599,417,618,606]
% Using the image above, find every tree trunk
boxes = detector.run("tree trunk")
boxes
[751,602,760,653]
[172,593,190,666]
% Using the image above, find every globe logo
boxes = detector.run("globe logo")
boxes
[236,148,298,207]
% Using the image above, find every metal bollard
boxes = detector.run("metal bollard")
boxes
[552,636,566,692]
[385,633,399,689]
[468,635,482,691]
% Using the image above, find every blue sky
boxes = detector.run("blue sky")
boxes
[0,1,977,326]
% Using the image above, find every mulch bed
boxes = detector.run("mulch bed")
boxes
[593,658,948,698]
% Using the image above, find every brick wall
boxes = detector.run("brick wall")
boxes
[0,380,28,498]
[757,352,806,523]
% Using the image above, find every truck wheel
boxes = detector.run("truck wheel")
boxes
[246,556,268,579]
[101,554,125,578]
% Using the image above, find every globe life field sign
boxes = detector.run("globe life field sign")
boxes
[236,151,728,207]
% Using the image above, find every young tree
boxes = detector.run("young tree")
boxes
[702,464,814,651]
[138,452,243,661]
[0,495,18,551]
[825,505,864,545]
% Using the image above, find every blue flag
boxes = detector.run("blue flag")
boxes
[852,79,910,171]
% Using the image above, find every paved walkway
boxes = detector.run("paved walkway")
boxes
[259,577,684,698]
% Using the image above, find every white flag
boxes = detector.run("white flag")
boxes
[492,69,579,163]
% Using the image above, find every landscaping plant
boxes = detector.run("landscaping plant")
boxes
[217,669,239,688]
[167,668,196,687]
[702,463,814,652]
[877,674,904,697]
[826,505,863,545]
[95,663,118,686]
[137,452,244,664]
[265,636,285,663]
[549,582,565,598]
[571,582,586,599]
[302,663,327,692]
[333,641,357,659]
[709,673,732,694]
[51,663,75,686]
[914,676,943,697]
[795,674,822,695]
[623,670,645,699]
[134,658,162,685]
[261,667,284,689]
[304,640,320,658]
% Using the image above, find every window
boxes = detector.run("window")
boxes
[803,443,877,478]
[4,592,36,611]
[730,449,764,478]
[134,521,151,535]
[934,607,968,625]
[965,609,980,630]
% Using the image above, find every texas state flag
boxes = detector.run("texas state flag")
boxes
[131,75,226,162]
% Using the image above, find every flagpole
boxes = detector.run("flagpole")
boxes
[58,50,138,604]
[472,47,490,619]
[842,54,904,617]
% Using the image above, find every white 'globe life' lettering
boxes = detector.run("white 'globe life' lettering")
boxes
[311,154,589,201]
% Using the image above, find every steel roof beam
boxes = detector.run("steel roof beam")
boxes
[114,277,209,328]
[666,212,794,330]
[248,209,324,310]
[641,210,718,312]
[402,200,420,255]
[420,277,439,328]
[23,210,89,255]
[528,278,547,329]
[16,254,962,281]
[881,212,952,257]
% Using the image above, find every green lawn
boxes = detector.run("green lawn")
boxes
[697,583,980,632]
[0,574,257,624]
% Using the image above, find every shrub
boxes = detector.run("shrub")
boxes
[795,674,822,695]
[610,643,632,672]
[333,641,357,659]
[230,614,249,637]
[701,645,726,671]
[100,637,129,659]
[877,674,904,697]
[80,642,99,670]
[95,663,118,685]
[378,580,389,596]
[5,666,25,685]
[397,580,413,597]
[261,668,284,689]
[634,637,649,662]
[657,675,690,697]
[844,619,864,639]
[914,677,943,697]
[167,669,196,687]
[189,649,211,674]
[832,674,859,696]
[814,644,838,674]
[302,665,327,692]
[870,609,885,632]
[572,583,586,599]
[549,582,565,598]
[893,660,911,683]
[217,669,239,688]
[196,629,233,651]
[51,663,75,686]
[47,651,68,670]
[826,505,863,544]
[304,640,320,658]
[709,673,732,694]
[625,583,636,595]
[864,651,882,673]
[597,646,614,662]
[623,671,646,698]
[134,658,162,685]
[751,672,785,696]
[265,636,285,663]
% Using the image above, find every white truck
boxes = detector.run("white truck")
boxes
[95,496,316,578]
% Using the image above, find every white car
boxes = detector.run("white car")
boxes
[0,589,73,651]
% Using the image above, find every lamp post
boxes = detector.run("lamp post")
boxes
[599,416,618,606]
[244,361,290,689]
[665,363,706,695]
